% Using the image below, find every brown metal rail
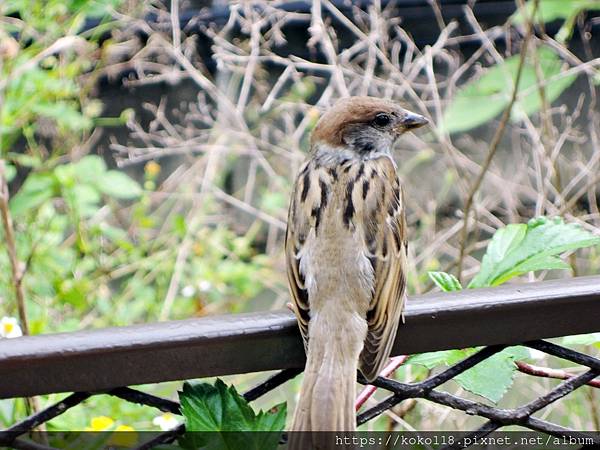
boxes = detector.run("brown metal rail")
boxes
[1,275,600,399]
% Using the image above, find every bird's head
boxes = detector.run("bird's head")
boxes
[310,96,428,157]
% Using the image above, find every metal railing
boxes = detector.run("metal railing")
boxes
[1,275,600,448]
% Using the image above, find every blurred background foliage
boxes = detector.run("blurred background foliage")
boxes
[1,0,600,434]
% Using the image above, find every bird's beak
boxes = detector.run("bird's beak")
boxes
[399,112,428,130]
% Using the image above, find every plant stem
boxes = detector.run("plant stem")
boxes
[515,360,600,388]
[355,355,409,411]
[0,160,29,335]
[456,0,539,282]
[0,160,45,425]
[588,384,600,431]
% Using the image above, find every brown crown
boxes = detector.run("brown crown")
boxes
[311,96,399,147]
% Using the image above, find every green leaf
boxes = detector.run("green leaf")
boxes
[9,173,57,216]
[7,152,42,168]
[260,190,286,215]
[173,214,187,238]
[179,379,286,450]
[408,349,467,369]
[512,0,600,25]
[32,101,92,132]
[54,164,77,188]
[95,170,142,199]
[410,347,529,402]
[57,278,91,310]
[4,164,16,182]
[440,60,513,133]
[428,271,463,292]
[469,224,527,288]
[78,0,123,18]
[454,347,529,403]
[75,155,107,181]
[512,0,600,42]
[511,47,577,120]
[469,217,600,288]
[97,222,128,242]
[562,333,600,346]
[441,47,576,134]
[71,184,101,217]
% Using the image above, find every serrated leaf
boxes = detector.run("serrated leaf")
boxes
[488,224,527,262]
[95,170,142,199]
[469,224,526,288]
[428,271,463,292]
[179,379,286,450]
[454,347,529,403]
[410,347,529,403]
[408,349,467,369]
[469,217,600,288]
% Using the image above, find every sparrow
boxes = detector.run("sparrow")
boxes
[285,96,427,444]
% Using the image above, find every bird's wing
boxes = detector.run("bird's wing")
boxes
[285,161,314,350]
[358,156,408,381]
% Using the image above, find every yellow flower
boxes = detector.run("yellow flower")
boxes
[1,317,23,338]
[85,416,114,431]
[144,161,161,177]
[109,425,138,448]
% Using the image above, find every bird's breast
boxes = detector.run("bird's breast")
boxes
[296,157,391,315]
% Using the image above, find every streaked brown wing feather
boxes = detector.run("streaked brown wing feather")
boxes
[285,162,315,350]
[358,158,408,381]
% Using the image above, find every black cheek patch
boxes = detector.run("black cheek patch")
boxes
[356,138,375,153]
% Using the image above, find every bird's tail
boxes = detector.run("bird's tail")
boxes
[289,306,367,449]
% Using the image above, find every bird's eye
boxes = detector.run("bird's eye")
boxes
[373,113,391,127]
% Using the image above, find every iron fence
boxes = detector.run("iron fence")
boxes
[1,275,600,448]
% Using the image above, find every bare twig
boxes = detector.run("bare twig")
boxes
[170,0,180,50]
[456,0,539,282]
[516,361,600,389]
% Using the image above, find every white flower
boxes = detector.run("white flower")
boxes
[152,413,179,431]
[181,285,196,298]
[198,280,212,292]
[1,317,23,338]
